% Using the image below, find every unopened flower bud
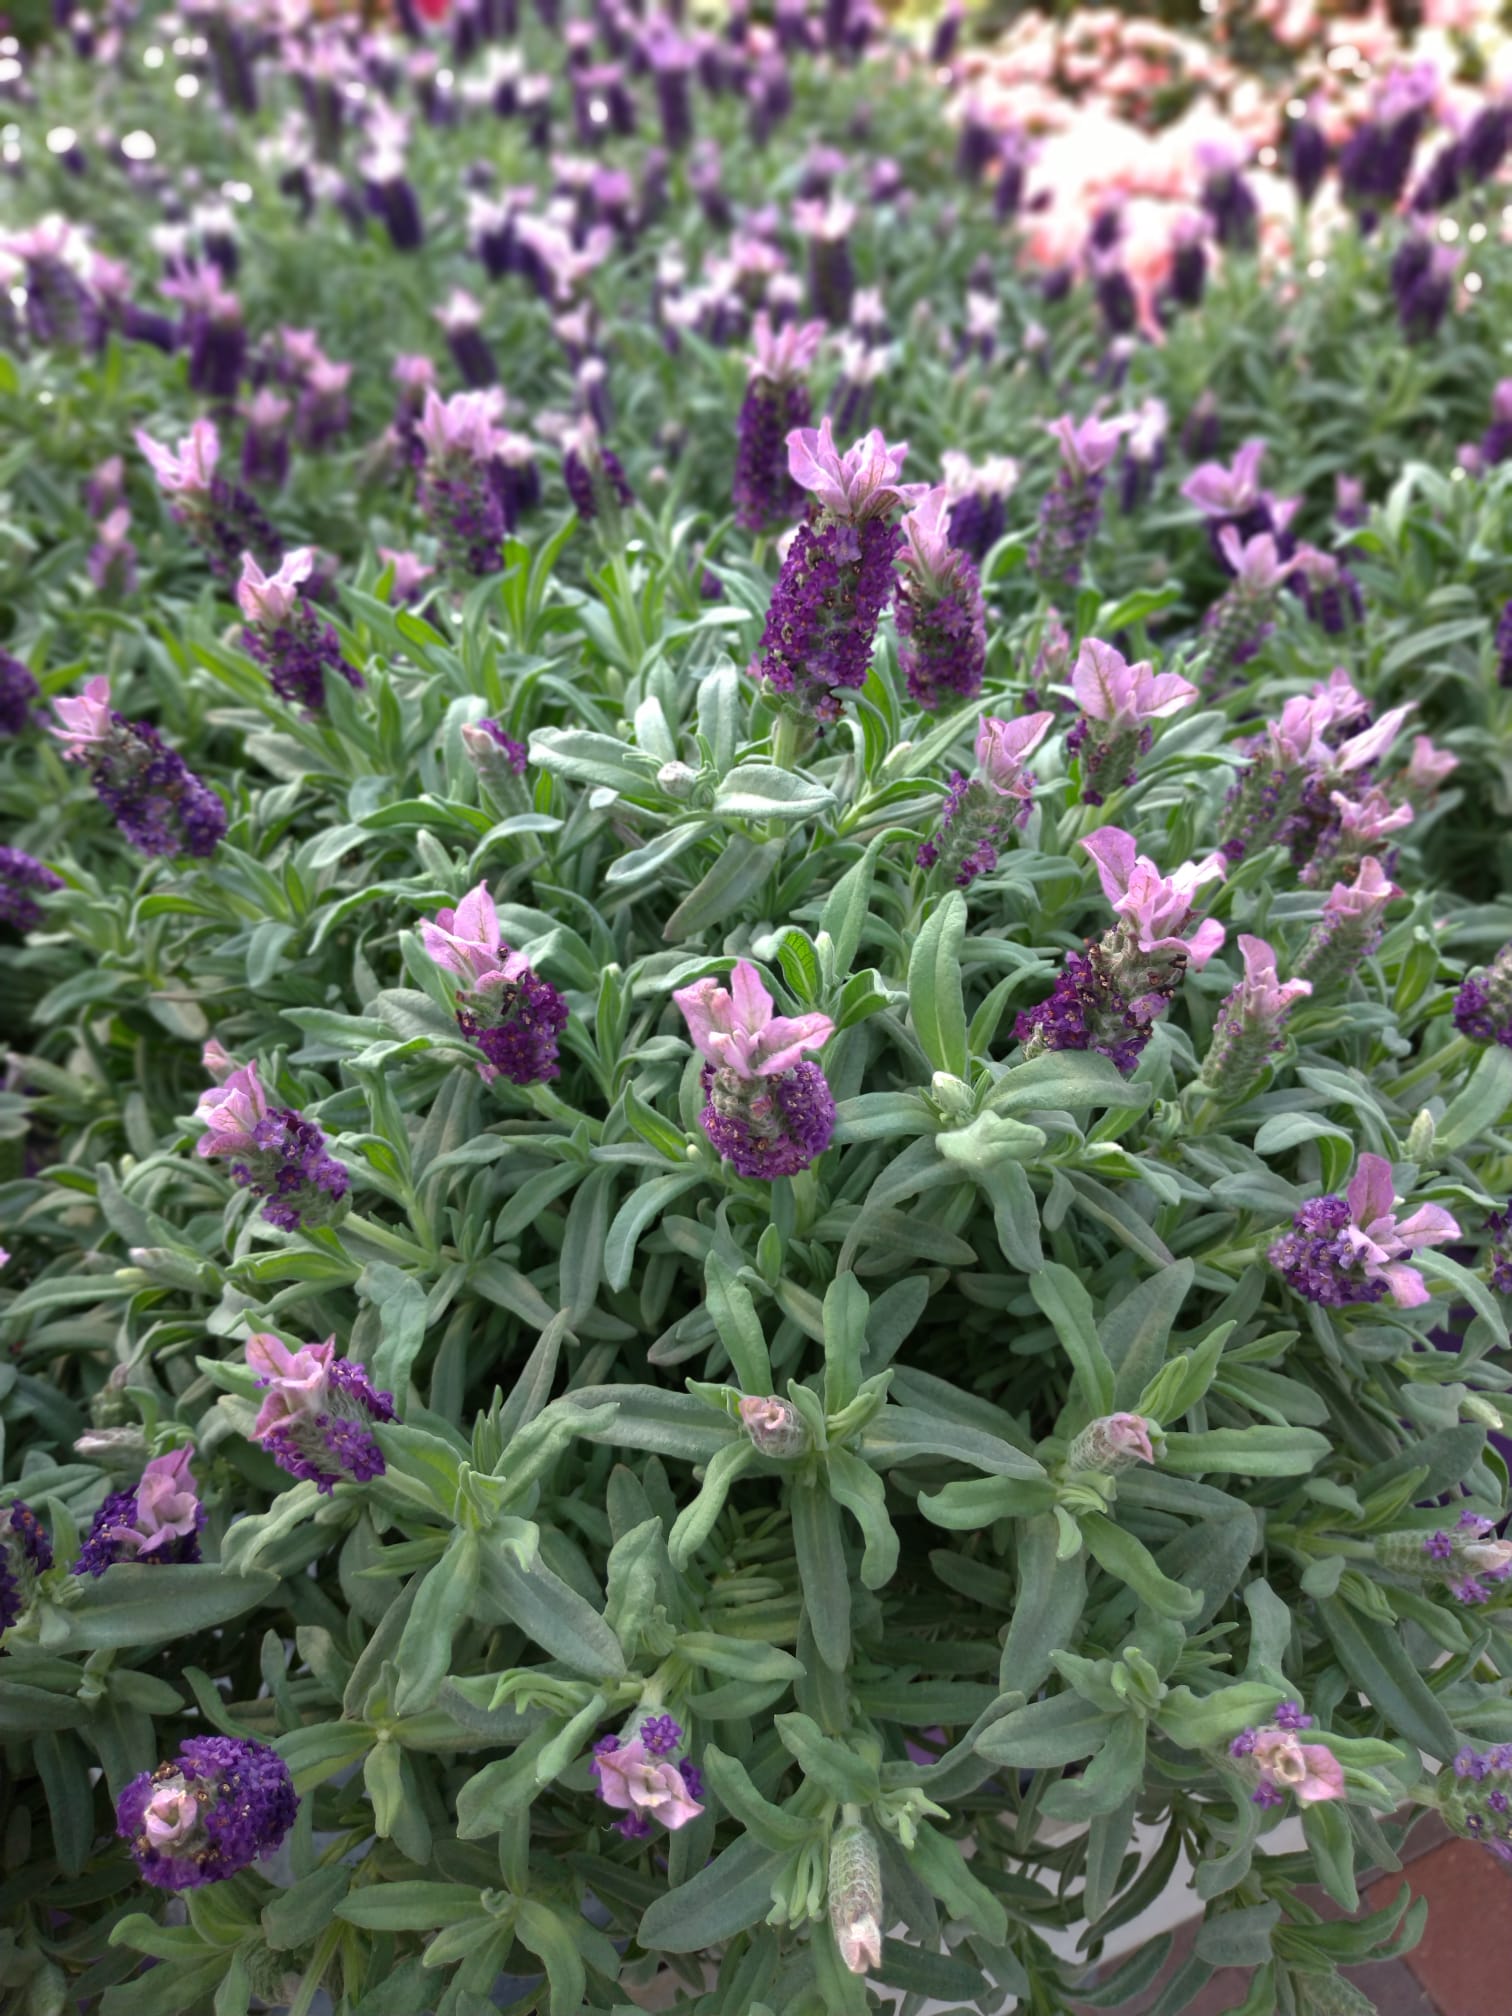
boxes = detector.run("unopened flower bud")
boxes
[657,760,699,798]
[128,1246,210,1292]
[73,1425,150,1470]
[738,1395,810,1460]
[1406,1107,1436,1160]
[827,1822,883,1977]
[1068,1412,1157,1474]
[930,1071,973,1118]
[89,1362,136,1429]
[1464,1395,1505,1431]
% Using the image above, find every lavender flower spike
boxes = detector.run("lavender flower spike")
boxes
[592,1724,703,1839]
[895,487,988,711]
[917,711,1055,888]
[752,417,921,723]
[1199,935,1312,1105]
[50,676,227,859]
[733,313,825,533]
[0,849,64,932]
[246,1333,396,1494]
[194,1061,350,1233]
[1030,413,1129,591]
[416,388,511,574]
[1293,857,1400,990]
[674,959,836,1180]
[829,1821,884,1977]
[1269,1153,1459,1309]
[136,419,281,581]
[1068,1413,1158,1473]
[1016,829,1224,1073]
[72,1449,206,1576]
[562,415,635,526]
[117,1737,297,1890]
[0,1501,54,1632]
[421,881,567,1086]
[1454,941,1512,1050]
[0,650,40,736]
[1066,638,1195,805]
[1201,529,1292,676]
[237,550,363,713]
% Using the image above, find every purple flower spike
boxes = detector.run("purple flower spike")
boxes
[1269,1153,1459,1310]
[751,418,920,723]
[1030,413,1129,590]
[421,882,567,1087]
[0,1501,53,1632]
[73,1450,206,1577]
[674,959,836,1180]
[1454,941,1512,1050]
[246,1333,395,1495]
[195,1061,350,1234]
[1017,829,1224,1074]
[1293,857,1400,990]
[136,420,282,581]
[917,712,1054,888]
[733,313,825,533]
[895,488,988,711]
[0,849,64,932]
[117,1737,297,1890]
[1198,935,1311,1106]
[50,677,226,859]
[1066,638,1195,804]
[238,551,362,714]
[0,651,40,736]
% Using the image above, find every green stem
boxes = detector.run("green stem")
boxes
[1391,1033,1470,1101]
[771,713,804,772]
[337,1215,435,1267]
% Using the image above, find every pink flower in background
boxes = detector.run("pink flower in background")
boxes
[1340,1153,1460,1309]
[1232,935,1312,1022]
[1249,1730,1346,1805]
[135,419,220,496]
[129,1450,203,1556]
[749,312,826,382]
[245,1333,335,1440]
[674,960,833,1079]
[1045,411,1129,480]
[194,1061,273,1159]
[1216,527,1291,593]
[420,882,529,986]
[50,675,114,760]
[1181,438,1268,518]
[786,418,921,518]
[1072,638,1196,730]
[1329,786,1414,849]
[976,712,1055,803]
[592,1738,703,1829]
[1322,856,1400,924]
[236,549,314,629]
[1081,826,1226,967]
[200,1039,239,1084]
[1403,736,1458,794]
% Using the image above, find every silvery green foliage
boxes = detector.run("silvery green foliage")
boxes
[3,4,1512,2015]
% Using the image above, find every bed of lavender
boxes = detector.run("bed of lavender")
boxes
[4,2,1512,2013]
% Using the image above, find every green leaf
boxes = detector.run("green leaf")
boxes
[1081,1512,1201,1620]
[704,1251,773,1393]
[335,1883,484,1932]
[394,1530,482,1715]
[713,764,834,819]
[1317,1598,1459,1763]
[1030,1263,1115,1414]
[475,1552,625,1680]
[904,1822,1009,1943]
[825,1446,900,1590]
[361,1262,429,1395]
[1436,1044,1512,1151]
[998,1515,1088,1697]
[1160,1428,1331,1478]
[976,1691,1110,1768]
[908,890,969,1078]
[513,1900,586,2016]
[637,1834,790,1952]
[1099,1262,1194,1411]
[774,1712,880,1803]
[604,1170,705,1291]
[46,1566,278,1651]
[792,1479,851,1673]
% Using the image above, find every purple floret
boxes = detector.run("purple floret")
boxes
[117,1736,297,1890]
[699,1059,836,1180]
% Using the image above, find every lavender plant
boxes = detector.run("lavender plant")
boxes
[5,3,1512,2014]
